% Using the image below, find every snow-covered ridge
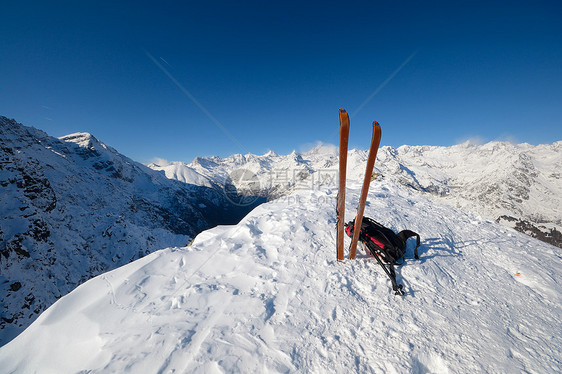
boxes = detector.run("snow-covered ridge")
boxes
[147,158,216,188]
[1,179,559,372]
[149,141,562,247]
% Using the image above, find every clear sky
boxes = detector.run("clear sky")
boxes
[1,1,561,163]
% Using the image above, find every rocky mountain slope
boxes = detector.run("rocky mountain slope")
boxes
[150,141,562,248]
[0,116,258,345]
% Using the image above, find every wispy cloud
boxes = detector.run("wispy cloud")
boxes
[147,157,173,167]
[455,134,521,146]
[298,140,337,154]
[496,134,520,144]
[455,136,486,146]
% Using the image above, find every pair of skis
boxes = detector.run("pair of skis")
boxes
[336,108,382,261]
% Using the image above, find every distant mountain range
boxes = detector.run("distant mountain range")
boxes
[0,116,260,344]
[149,141,562,248]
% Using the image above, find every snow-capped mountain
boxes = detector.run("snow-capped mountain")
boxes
[149,141,562,248]
[0,117,259,345]
[1,179,559,373]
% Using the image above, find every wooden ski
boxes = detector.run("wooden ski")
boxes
[336,109,350,261]
[348,121,382,259]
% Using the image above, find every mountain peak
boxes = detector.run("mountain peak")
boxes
[60,132,104,150]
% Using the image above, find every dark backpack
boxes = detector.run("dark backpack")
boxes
[345,217,420,295]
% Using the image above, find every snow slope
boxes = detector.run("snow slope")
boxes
[147,159,216,189]
[1,179,560,373]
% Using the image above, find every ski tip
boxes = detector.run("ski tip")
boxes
[373,120,380,126]
[339,108,347,114]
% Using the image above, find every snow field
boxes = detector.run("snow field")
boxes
[0,180,560,373]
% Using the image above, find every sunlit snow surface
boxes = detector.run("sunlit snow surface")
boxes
[1,180,560,373]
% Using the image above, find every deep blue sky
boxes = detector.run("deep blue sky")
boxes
[1,1,561,163]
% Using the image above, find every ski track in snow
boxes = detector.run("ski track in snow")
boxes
[0,180,560,373]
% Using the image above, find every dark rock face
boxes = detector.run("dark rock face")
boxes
[497,215,562,248]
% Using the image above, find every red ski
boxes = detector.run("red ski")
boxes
[348,121,382,259]
[336,109,350,261]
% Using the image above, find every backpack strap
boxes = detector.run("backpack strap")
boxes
[397,230,420,259]
[371,250,405,296]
